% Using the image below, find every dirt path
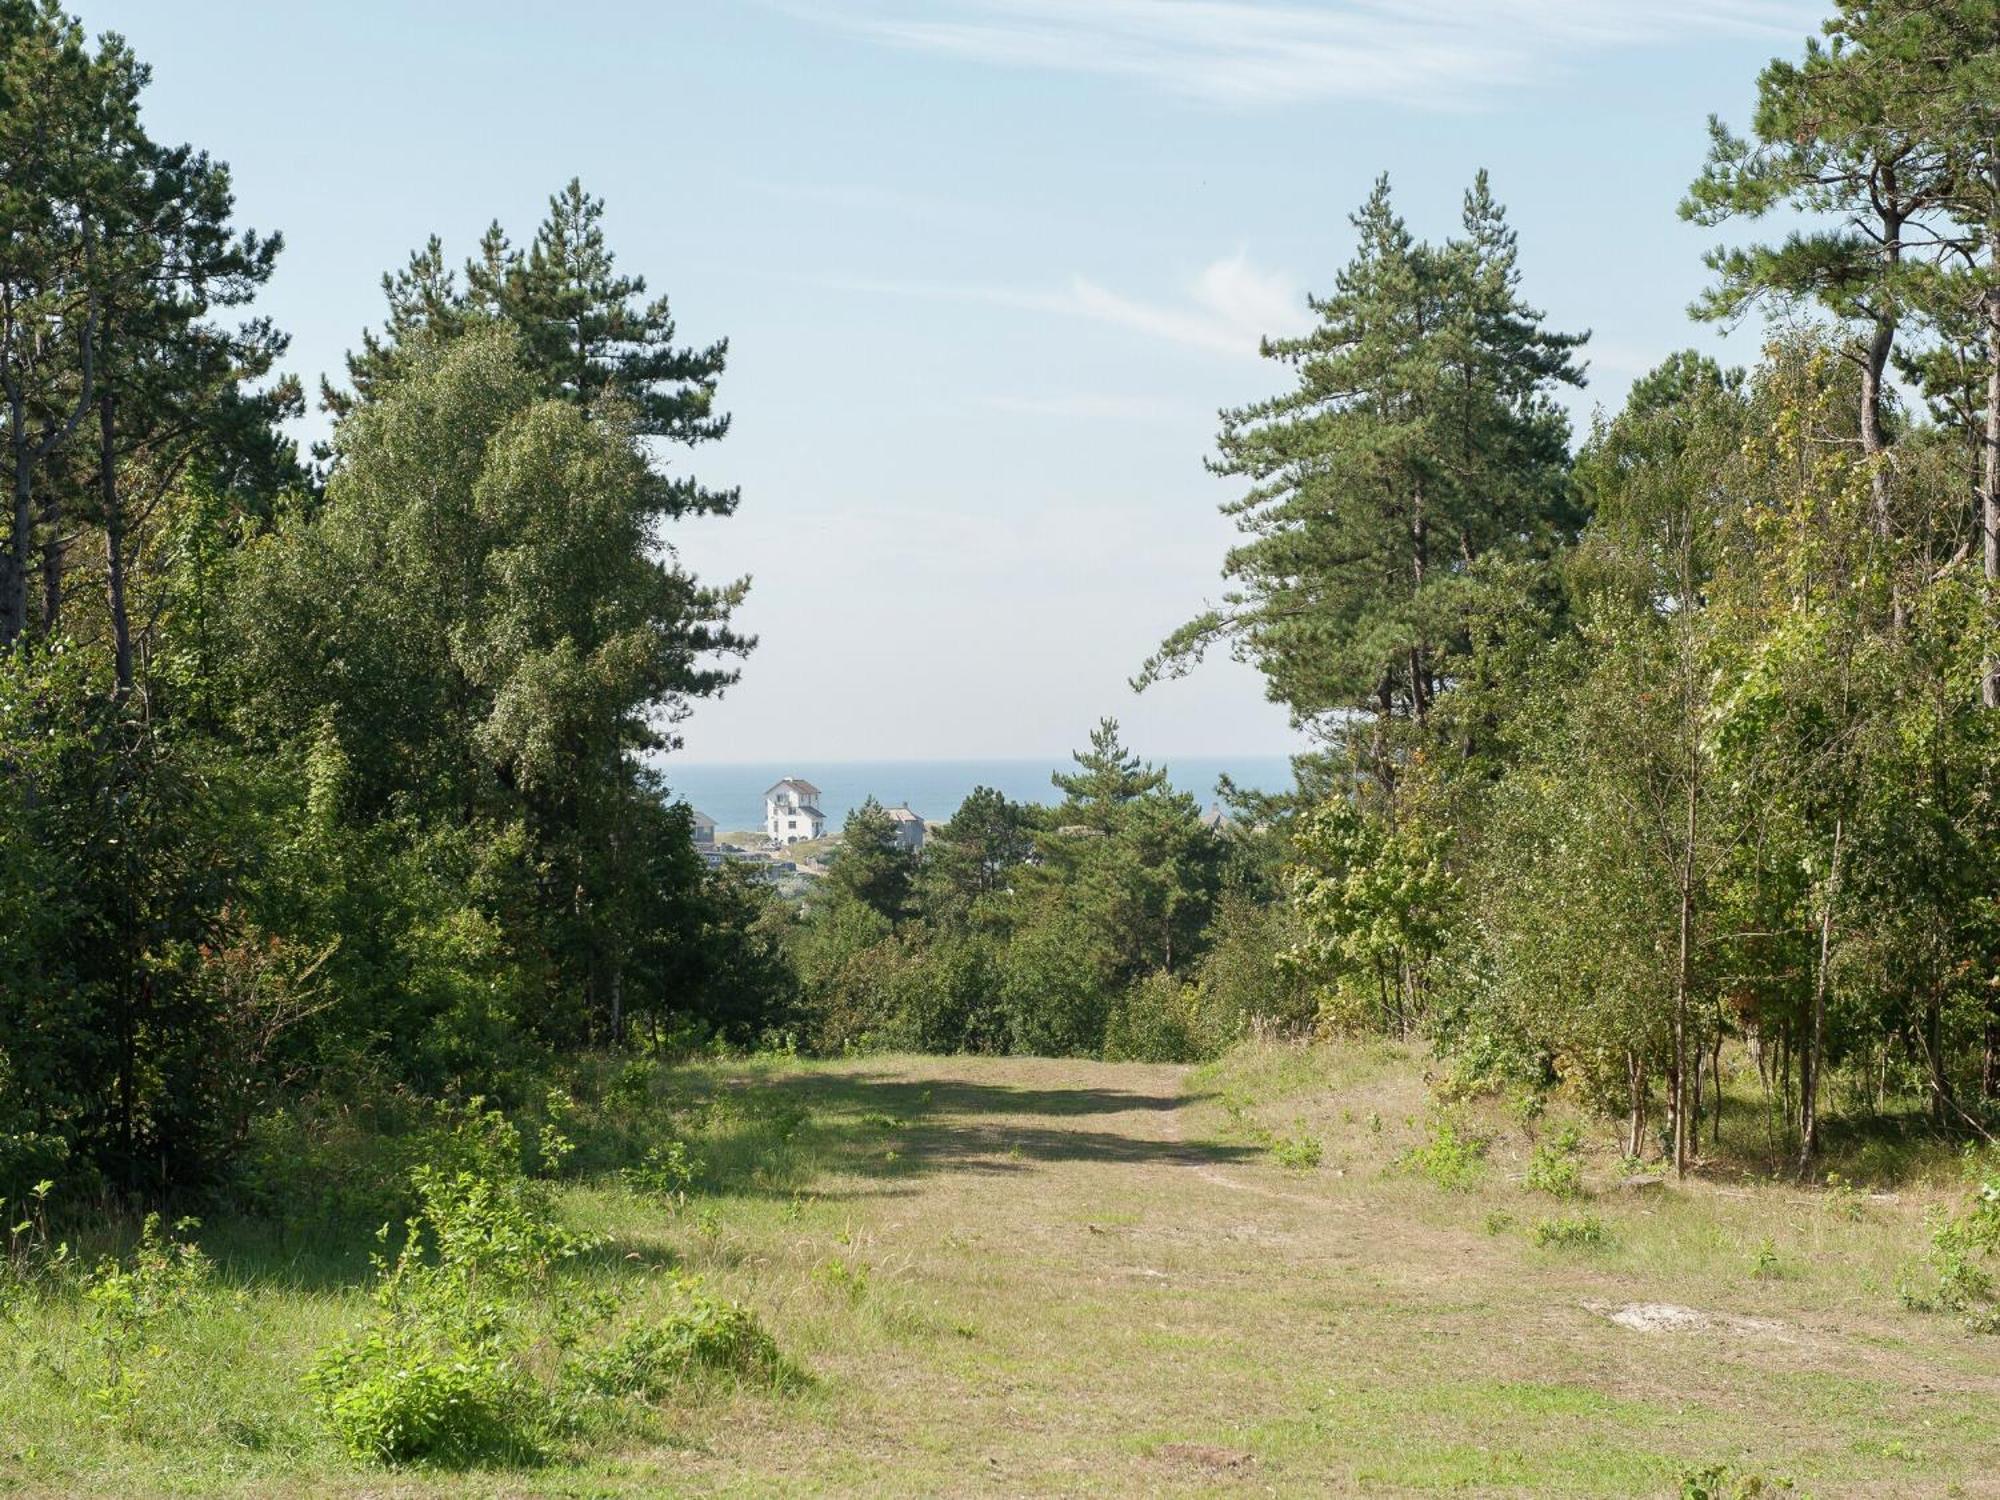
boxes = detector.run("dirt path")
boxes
[664,1053,2000,1499]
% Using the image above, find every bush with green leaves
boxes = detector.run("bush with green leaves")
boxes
[305,1107,604,1467]
[1400,1114,1488,1191]
[623,1139,704,1207]
[82,1213,214,1421]
[575,1274,800,1400]
[1900,1174,1999,1333]
[1270,1130,1324,1171]
[1532,1213,1611,1250]
[1102,971,1240,1064]
[1523,1126,1586,1199]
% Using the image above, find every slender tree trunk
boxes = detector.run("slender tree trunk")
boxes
[39,449,61,635]
[1983,255,2000,709]
[1711,1031,1724,1149]
[1410,485,1431,724]
[1673,775,1698,1178]
[1797,817,1844,1174]
[1625,1051,1647,1159]
[1860,197,1901,547]
[4,387,30,647]
[100,388,132,699]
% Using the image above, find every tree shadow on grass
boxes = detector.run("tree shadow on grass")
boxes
[200,1062,1254,1291]
[690,1067,1259,1188]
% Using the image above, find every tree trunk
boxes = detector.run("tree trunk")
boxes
[38,448,61,635]
[4,386,29,647]
[1797,817,1844,1175]
[1625,1051,1647,1159]
[101,388,132,699]
[1673,775,1698,1178]
[1983,257,2000,709]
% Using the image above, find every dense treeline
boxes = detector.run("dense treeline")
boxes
[779,721,1310,1063]
[1146,2,2000,1173]
[0,3,768,1199]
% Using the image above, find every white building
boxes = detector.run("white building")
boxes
[765,778,826,844]
[885,804,926,853]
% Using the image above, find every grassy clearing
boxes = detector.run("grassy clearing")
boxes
[2,1042,1996,1497]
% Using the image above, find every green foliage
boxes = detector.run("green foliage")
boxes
[1524,1127,1586,1200]
[1140,173,1585,747]
[1901,1175,2000,1332]
[1531,1213,1611,1250]
[576,1276,799,1398]
[1401,1115,1489,1192]
[828,797,919,921]
[82,1214,215,1422]
[304,1106,604,1467]
[1269,1130,1324,1171]
[622,1139,703,1207]
[1102,972,1241,1064]
[1749,1238,1784,1280]
[1678,1463,1794,1499]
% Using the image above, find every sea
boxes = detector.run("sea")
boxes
[659,756,1297,836]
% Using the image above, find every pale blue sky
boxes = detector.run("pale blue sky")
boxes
[85,1,1820,763]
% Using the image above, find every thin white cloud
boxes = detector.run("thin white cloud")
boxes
[824,251,1306,359]
[787,0,1821,107]
[978,391,1208,423]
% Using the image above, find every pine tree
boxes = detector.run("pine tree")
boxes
[1050,718,1169,831]
[830,796,916,920]
[1680,0,1956,542]
[332,180,738,518]
[1139,175,1583,779]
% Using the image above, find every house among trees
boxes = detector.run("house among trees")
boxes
[885,804,926,853]
[765,778,826,843]
[690,809,717,845]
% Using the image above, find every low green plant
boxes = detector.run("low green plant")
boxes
[1401,1115,1488,1192]
[305,1106,605,1467]
[1483,1209,1516,1235]
[1532,1213,1610,1250]
[1821,1171,1865,1222]
[575,1275,800,1399]
[2,1178,67,1297]
[812,1257,869,1304]
[1749,1237,1783,1280]
[1270,1129,1323,1171]
[1524,1126,1585,1199]
[623,1139,703,1206]
[1900,1174,1999,1333]
[81,1213,214,1422]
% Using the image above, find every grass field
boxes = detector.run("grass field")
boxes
[3,1042,1996,1497]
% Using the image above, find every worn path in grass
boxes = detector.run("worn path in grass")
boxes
[643,1052,2000,1498]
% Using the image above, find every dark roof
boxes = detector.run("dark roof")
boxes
[765,777,822,798]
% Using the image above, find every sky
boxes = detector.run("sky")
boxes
[78,0,1823,764]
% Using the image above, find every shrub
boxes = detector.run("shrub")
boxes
[1678,1462,1794,1498]
[1401,1115,1488,1191]
[576,1275,799,1399]
[1532,1213,1610,1250]
[1900,1173,1999,1332]
[1524,1126,1585,1199]
[1103,972,1240,1064]
[1270,1130,1323,1171]
[306,1105,603,1467]
[1748,1237,1783,1279]
[622,1139,703,1207]
[307,1325,543,1467]
[82,1213,214,1421]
